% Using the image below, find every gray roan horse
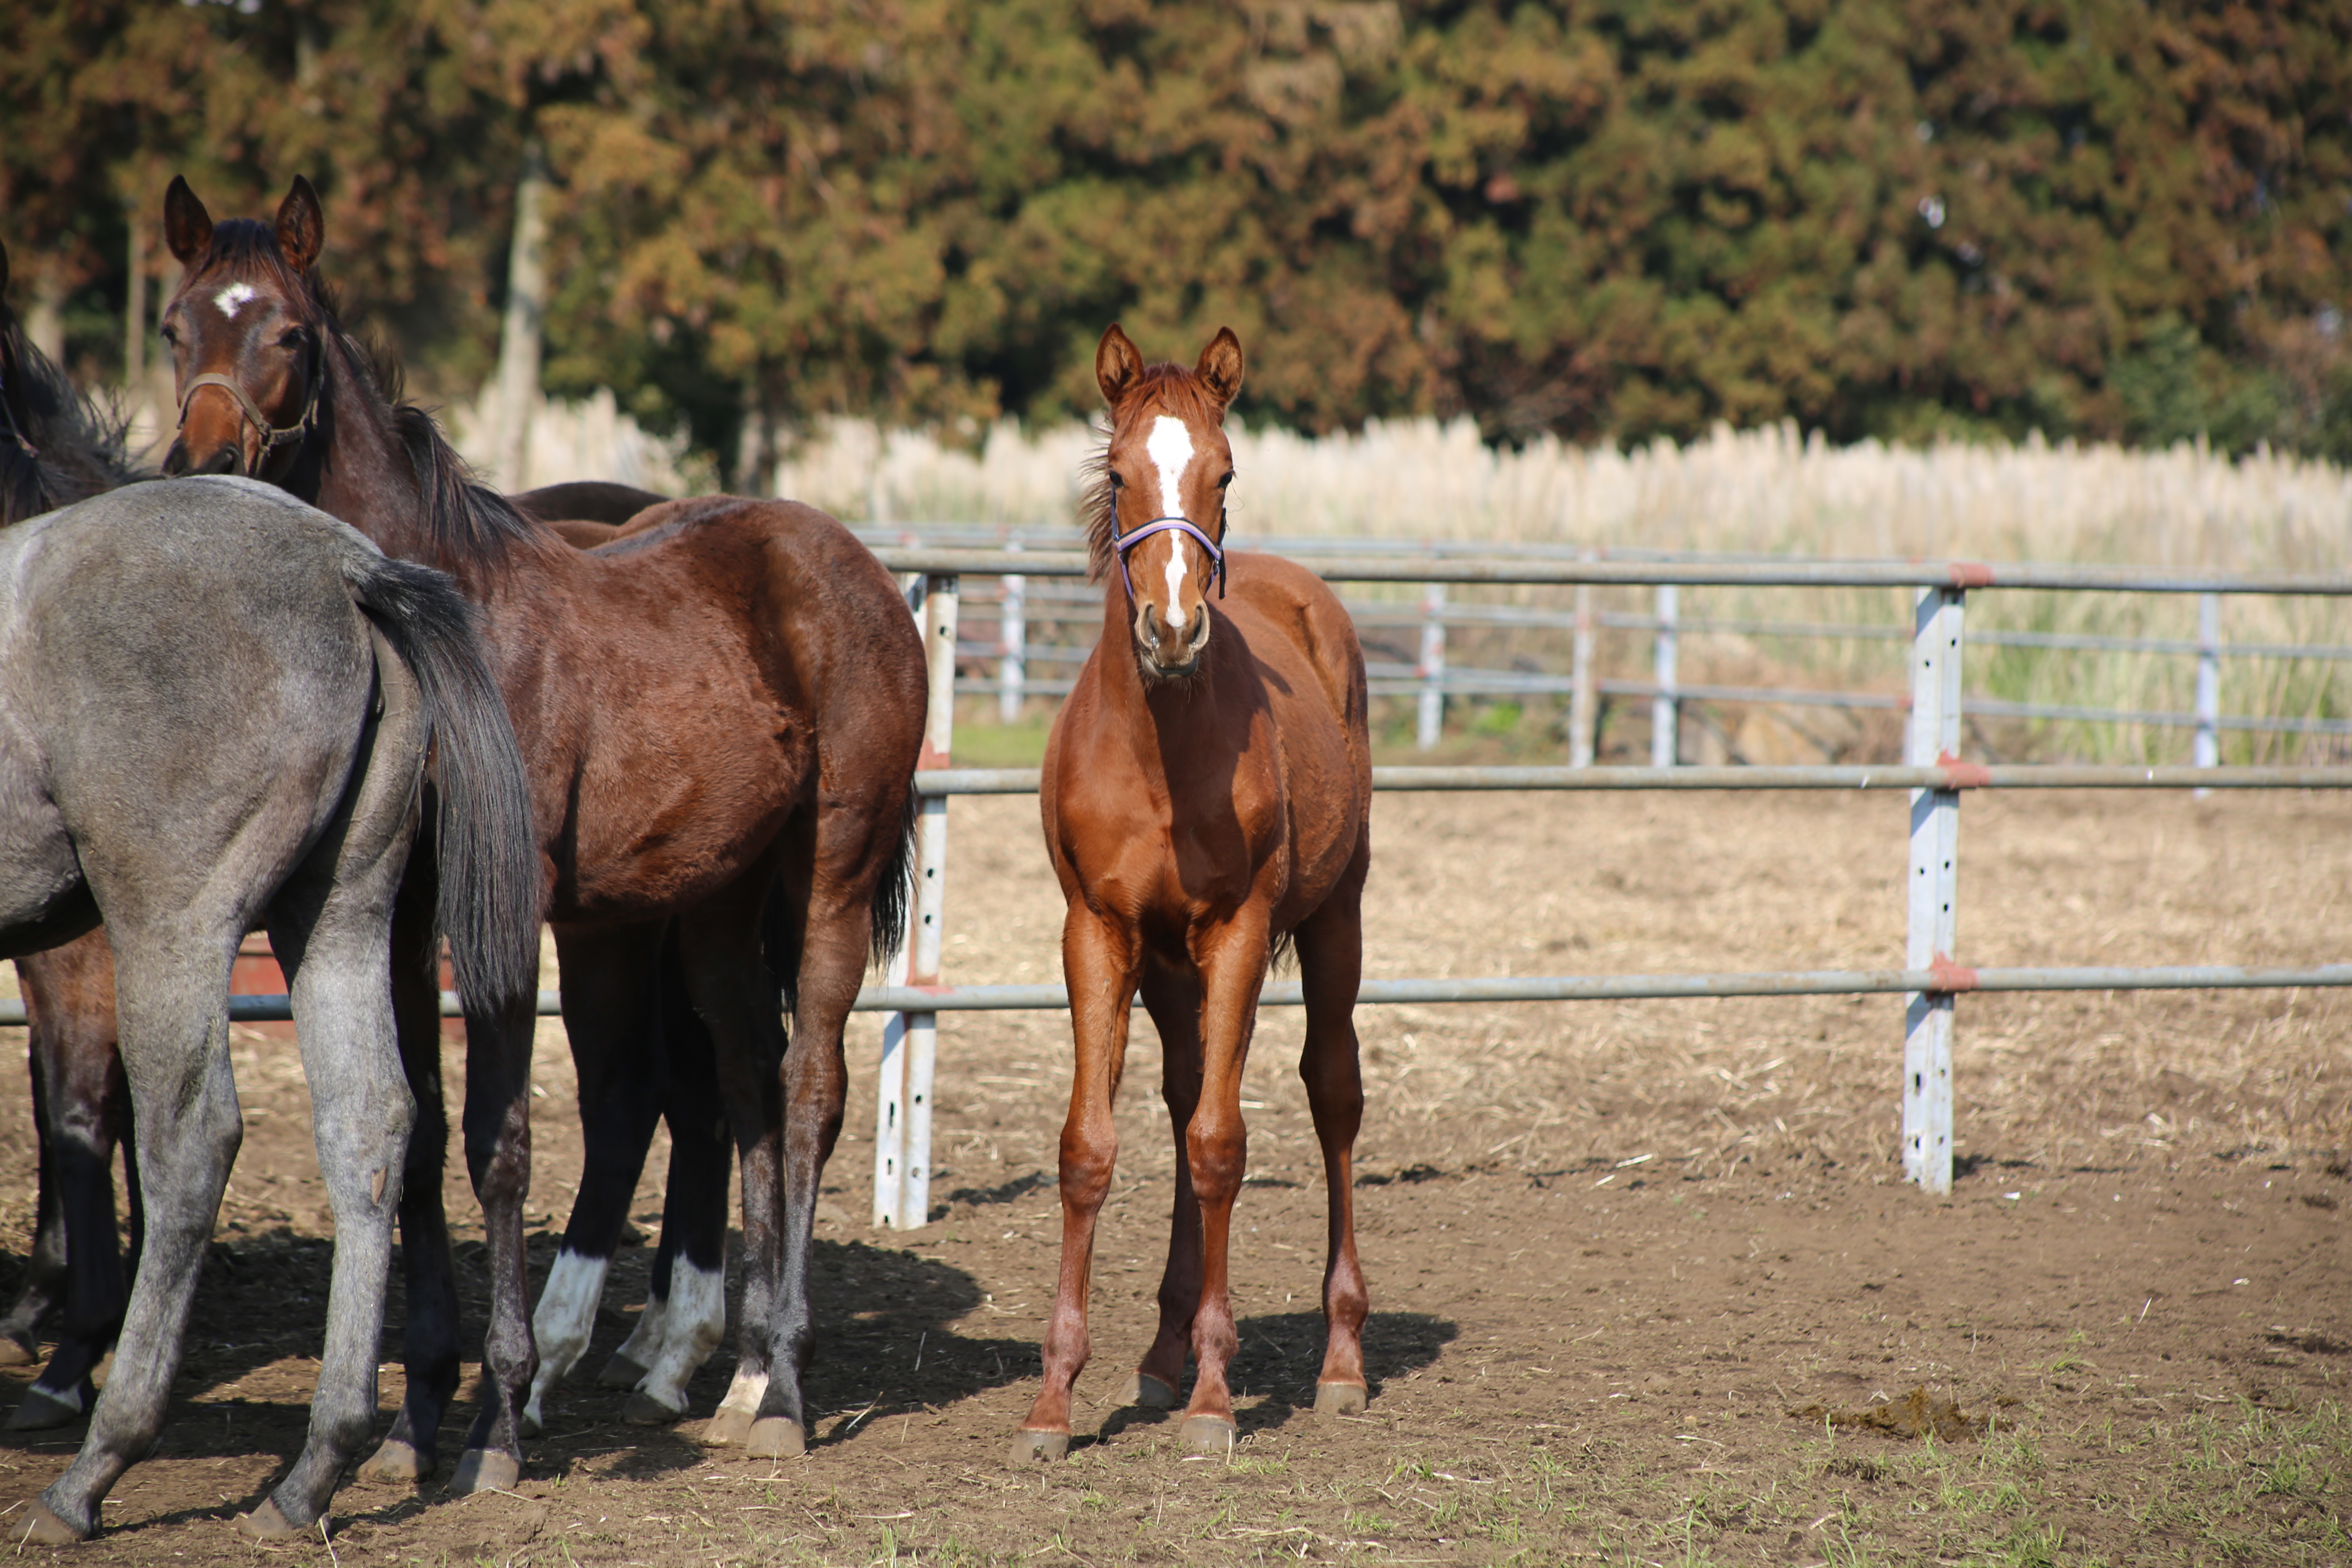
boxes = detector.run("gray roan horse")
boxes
[0,475,541,1543]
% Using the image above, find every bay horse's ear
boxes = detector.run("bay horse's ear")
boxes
[1096,323,1145,408]
[164,176,214,267]
[1196,327,1244,410]
[276,176,325,273]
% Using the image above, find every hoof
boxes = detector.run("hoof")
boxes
[596,1352,648,1391]
[449,1448,521,1496]
[8,1384,85,1431]
[1119,1372,1180,1410]
[233,1500,302,1540]
[18,1499,88,1545]
[356,1439,432,1486]
[621,1390,684,1427]
[518,1408,542,1441]
[745,1417,805,1459]
[1314,1380,1369,1417]
[1009,1428,1069,1464]
[702,1407,755,1448]
[0,1334,36,1368]
[1179,1414,1237,1456]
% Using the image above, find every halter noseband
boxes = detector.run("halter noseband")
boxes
[1113,514,1227,601]
[176,336,321,475]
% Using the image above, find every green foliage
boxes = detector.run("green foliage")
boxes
[5,0,2348,474]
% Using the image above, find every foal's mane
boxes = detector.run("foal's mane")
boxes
[1080,364,1227,583]
[200,217,547,576]
[0,299,137,526]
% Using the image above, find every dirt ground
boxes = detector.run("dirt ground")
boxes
[0,788,2345,1566]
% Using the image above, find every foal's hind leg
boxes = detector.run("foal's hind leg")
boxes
[1125,957,1204,1411]
[359,867,461,1486]
[1292,841,1372,1417]
[2,934,131,1431]
[604,935,731,1430]
[521,921,664,1438]
[237,747,422,1535]
[30,933,243,1542]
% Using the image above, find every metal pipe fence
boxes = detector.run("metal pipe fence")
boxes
[922,537,2352,762]
[20,545,2342,1221]
[860,546,2352,1222]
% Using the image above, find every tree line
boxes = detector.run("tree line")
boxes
[5,0,2347,484]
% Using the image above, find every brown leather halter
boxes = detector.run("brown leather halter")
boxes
[176,336,321,477]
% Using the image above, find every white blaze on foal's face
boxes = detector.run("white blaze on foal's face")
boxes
[1145,414,1195,628]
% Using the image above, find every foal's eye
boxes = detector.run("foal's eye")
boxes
[277,327,309,350]
[158,324,178,346]
[1217,472,1235,489]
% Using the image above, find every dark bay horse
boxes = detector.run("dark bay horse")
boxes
[1013,326,1375,1461]
[0,251,666,1437]
[0,241,146,1431]
[3,475,541,1541]
[159,176,929,1482]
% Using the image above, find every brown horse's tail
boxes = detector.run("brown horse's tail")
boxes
[869,785,920,969]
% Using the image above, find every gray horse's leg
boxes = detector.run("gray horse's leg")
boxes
[240,845,418,1526]
[26,936,242,1543]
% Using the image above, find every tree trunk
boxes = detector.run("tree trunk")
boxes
[25,268,67,367]
[488,140,551,489]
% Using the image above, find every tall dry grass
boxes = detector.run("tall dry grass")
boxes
[768,415,2352,762]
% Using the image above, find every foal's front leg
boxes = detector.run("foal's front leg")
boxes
[1012,908,1140,1462]
[1172,918,1269,1455]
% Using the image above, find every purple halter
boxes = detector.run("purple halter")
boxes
[1113,514,1227,601]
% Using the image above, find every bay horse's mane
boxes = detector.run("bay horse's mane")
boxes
[199,216,547,576]
[0,297,137,526]
[1080,362,1229,584]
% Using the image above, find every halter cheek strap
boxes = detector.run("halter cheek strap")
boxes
[1113,514,1227,601]
[176,339,321,473]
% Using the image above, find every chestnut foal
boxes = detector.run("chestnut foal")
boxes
[1014,325,1374,1461]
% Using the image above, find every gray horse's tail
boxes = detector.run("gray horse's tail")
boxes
[342,553,541,1012]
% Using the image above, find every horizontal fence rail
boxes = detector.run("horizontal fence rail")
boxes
[913,763,2352,795]
[13,957,2348,1029]
[870,546,2352,595]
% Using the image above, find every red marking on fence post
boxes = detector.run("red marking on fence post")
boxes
[1935,751,1993,789]
[1927,953,1980,993]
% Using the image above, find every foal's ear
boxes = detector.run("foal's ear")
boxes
[163,176,214,267]
[1096,323,1145,407]
[276,176,325,273]
[1195,327,1244,410]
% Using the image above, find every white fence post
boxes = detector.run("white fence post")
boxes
[1416,582,1446,751]
[1568,554,1597,767]
[1903,586,1964,1195]
[1651,584,1679,768]
[875,572,958,1229]
[1000,543,1027,725]
[2195,592,2220,793]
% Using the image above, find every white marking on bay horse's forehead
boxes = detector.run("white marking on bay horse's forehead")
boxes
[213,282,258,318]
[1145,414,1196,627]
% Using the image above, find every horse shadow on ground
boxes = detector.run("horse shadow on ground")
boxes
[1091,1309,1456,1448]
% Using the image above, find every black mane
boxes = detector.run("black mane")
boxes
[0,304,138,526]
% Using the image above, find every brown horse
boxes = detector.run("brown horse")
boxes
[0,241,145,1431]
[158,176,928,1485]
[1013,325,1375,1461]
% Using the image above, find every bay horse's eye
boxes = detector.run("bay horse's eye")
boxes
[277,327,309,350]
[1217,472,1234,489]
[158,324,178,346]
